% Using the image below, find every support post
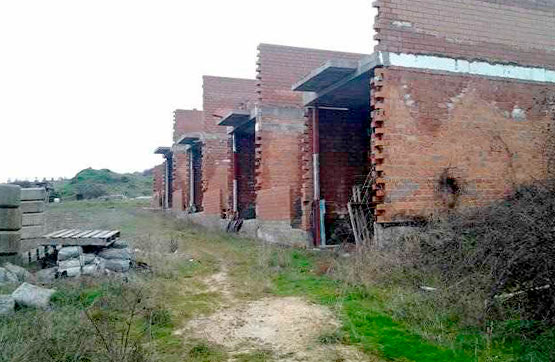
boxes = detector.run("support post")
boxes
[189,147,195,209]
[232,132,238,214]
[312,107,325,246]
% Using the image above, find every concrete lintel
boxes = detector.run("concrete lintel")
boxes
[176,132,204,145]
[218,109,253,127]
[154,147,172,156]
[302,53,380,108]
[292,59,360,92]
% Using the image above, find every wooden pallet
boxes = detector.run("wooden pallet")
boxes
[41,229,120,247]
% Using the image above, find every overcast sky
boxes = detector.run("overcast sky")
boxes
[0,0,376,182]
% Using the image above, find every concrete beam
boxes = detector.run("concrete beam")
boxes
[302,53,381,108]
[218,110,252,127]
[176,132,204,145]
[292,59,360,92]
[154,147,172,156]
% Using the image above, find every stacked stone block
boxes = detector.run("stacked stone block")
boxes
[20,188,46,247]
[0,185,22,261]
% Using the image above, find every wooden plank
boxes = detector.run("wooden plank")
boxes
[73,230,93,238]
[50,229,71,238]
[82,230,102,238]
[94,230,112,239]
[79,230,98,238]
[44,229,67,238]
[104,230,120,239]
[347,202,362,247]
[64,230,82,238]
[56,229,78,238]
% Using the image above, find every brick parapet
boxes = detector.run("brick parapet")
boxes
[373,0,555,69]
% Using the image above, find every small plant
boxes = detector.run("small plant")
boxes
[85,284,151,362]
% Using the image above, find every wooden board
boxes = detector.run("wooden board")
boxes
[40,229,120,247]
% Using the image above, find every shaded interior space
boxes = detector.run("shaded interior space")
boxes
[318,108,370,244]
[219,110,257,220]
[189,144,203,212]
[234,123,256,219]
[154,147,173,209]
[293,57,373,245]
[176,134,204,213]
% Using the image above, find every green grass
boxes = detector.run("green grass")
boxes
[6,201,553,362]
[268,250,555,362]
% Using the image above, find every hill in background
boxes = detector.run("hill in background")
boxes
[54,168,153,200]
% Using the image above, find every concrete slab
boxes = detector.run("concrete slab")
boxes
[218,110,252,127]
[0,231,21,254]
[22,213,44,227]
[176,132,204,145]
[20,201,45,214]
[0,208,22,231]
[21,188,46,201]
[0,184,21,208]
[301,54,379,109]
[292,59,359,92]
[154,147,172,155]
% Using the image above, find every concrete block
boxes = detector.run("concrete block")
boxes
[0,208,22,231]
[20,188,46,201]
[20,201,45,214]
[12,282,55,309]
[0,184,21,208]
[21,225,44,240]
[0,295,15,315]
[3,262,31,282]
[22,212,44,227]
[0,231,21,254]
[58,246,82,261]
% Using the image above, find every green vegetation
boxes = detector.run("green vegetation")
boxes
[2,200,553,361]
[53,168,152,200]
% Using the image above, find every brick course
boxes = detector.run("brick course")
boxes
[256,44,366,227]
[373,0,555,69]
[202,76,256,215]
[173,109,204,142]
[372,67,555,222]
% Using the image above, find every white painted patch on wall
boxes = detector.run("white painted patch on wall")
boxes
[392,21,412,28]
[386,53,555,84]
[511,107,527,122]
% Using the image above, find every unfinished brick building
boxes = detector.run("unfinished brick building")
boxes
[293,0,555,243]
[219,44,365,245]
[155,0,554,246]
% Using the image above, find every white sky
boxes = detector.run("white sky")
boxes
[0,0,376,182]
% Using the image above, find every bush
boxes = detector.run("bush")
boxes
[417,184,555,324]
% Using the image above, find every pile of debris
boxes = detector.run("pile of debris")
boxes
[55,240,134,278]
[0,262,56,315]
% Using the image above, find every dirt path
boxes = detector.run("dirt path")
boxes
[180,263,374,362]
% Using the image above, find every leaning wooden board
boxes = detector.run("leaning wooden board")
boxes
[41,229,120,247]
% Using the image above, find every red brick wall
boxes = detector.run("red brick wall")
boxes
[255,45,366,226]
[255,109,305,224]
[173,109,204,142]
[202,76,256,216]
[257,186,293,221]
[319,109,370,223]
[374,0,555,69]
[257,44,365,107]
[172,152,189,212]
[372,67,554,222]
